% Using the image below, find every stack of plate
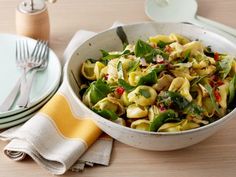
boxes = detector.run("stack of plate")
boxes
[0,34,61,129]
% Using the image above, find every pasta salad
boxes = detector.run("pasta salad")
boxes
[79,33,236,132]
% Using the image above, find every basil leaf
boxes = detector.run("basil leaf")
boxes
[118,79,135,92]
[204,46,215,58]
[139,89,151,98]
[191,75,207,86]
[151,64,166,75]
[217,56,234,79]
[117,61,124,79]
[134,39,169,63]
[100,49,130,61]
[127,60,140,72]
[166,91,189,110]
[93,109,118,121]
[138,71,157,86]
[184,102,204,115]
[158,91,203,115]
[89,79,112,104]
[156,41,172,49]
[100,50,109,57]
[135,40,154,58]
[182,49,191,62]
[79,86,88,97]
[149,109,178,132]
[204,83,221,114]
[228,74,236,104]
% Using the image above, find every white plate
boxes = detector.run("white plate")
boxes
[0,113,34,130]
[0,34,61,117]
[0,83,59,124]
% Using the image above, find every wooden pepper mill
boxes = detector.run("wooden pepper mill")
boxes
[16,0,50,41]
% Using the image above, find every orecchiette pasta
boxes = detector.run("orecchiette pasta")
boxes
[93,97,125,116]
[94,61,106,79]
[81,60,96,80]
[114,118,126,126]
[128,86,157,106]
[128,71,142,86]
[169,33,190,45]
[158,119,199,132]
[131,119,150,131]
[149,34,173,44]
[148,105,160,121]
[183,41,204,55]
[169,77,192,102]
[127,104,148,118]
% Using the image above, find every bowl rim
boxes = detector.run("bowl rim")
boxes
[65,22,236,136]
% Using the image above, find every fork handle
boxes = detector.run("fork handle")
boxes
[0,77,21,112]
[16,69,37,108]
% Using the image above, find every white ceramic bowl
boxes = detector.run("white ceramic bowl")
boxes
[64,22,236,151]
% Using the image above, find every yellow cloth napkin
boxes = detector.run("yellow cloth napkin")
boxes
[0,22,124,174]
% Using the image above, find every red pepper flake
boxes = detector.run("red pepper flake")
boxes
[164,45,173,53]
[214,89,221,102]
[216,80,224,86]
[210,75,224,87]
[104,74,109,80]
[159,104,166,112]
[211,75,218,81]
[155,55,165,64]
[209,80,215,87]
[214,52,219,61]
[116,87,125,95]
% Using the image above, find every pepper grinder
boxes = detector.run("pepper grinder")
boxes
[16,0,50,41]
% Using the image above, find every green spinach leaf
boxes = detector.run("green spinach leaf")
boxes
[89,79,112,104]
[100,49,130,61]
[217,56,234,79]
[158,91,204,115]
[191,75,207,86]
[204,46,215,58]
[134,39,168,63]
[204,83,221,114]
[137,71,157,86]
[228,74,236,104]
[156,41,172,49]
[139,89,151,98]
[118,79,135,92]
[127,60,140,72]
[149,109,178,132]
[93,109,118,121]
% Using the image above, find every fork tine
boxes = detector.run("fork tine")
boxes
[25,40,30,58]
[34,41,44,62]
[19,41,24,63]
[31,40,41,62]
[31,40,40,57]
[15,41,18,63]
[37,40,46,63]
[38,41,45,60]
[40,41,48,60]
[42,42,49,59]
[22,40,26,61]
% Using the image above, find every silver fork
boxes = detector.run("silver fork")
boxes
[16,41,49,108]
[0,40,42,112]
